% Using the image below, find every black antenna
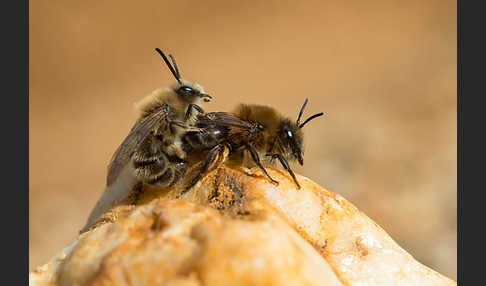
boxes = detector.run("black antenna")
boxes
[169,54,181,79]
[296,98,309,126]
[155,48,181,85]
[299,112,324,129]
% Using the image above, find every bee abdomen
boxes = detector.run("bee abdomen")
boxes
[181,130,220,153]
[139,160,188,188]
[133,156,162,168]
[133,151,188,188]
[132,133,191,188]
[133,154,169,182]
[132,135,171,183]
[146,167,173,185]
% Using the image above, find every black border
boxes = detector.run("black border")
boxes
[3,0,29,280]
[459,0,486,283]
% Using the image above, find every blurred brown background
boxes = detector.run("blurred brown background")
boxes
[29,0,457,279]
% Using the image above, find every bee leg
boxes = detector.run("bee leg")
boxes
[177,144,224,198]
[185,104,205,121]
[266,154,301,189]
[169,120,187,129]
[169,118,202,132]
[168,120,202,133]
[247,146,279,186]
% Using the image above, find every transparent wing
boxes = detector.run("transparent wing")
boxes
[197,112,253,130]
[106,107,169,186]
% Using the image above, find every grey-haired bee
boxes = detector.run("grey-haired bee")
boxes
[81,48,211,233]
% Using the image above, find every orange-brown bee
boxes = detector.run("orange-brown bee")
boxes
[178,99,324,197]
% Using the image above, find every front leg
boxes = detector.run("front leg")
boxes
[168,120,202,132]
[185,103,205,121]
[266,153,301,189]
[247,145,279,185]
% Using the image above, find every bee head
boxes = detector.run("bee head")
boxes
[174,79,211,103]
[278,119,305,165]
[278,99,324,165]
[155,48,212,103]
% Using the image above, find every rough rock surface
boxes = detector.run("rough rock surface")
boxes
[30,166,457,286]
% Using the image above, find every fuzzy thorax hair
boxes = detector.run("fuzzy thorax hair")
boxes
[134,79,206,118]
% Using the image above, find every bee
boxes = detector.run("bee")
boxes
[107,48,212,187]
[81,48,211,233]
[178,98,324,198]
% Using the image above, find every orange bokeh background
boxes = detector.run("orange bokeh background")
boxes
[30,0,457,278]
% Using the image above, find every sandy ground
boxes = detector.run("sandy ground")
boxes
[29,0,457,279]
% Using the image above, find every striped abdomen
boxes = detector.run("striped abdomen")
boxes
[132,134,187,187]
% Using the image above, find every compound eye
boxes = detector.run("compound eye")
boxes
[179,86,194,95]
[286,130,293,139]
[282,127,293,139]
